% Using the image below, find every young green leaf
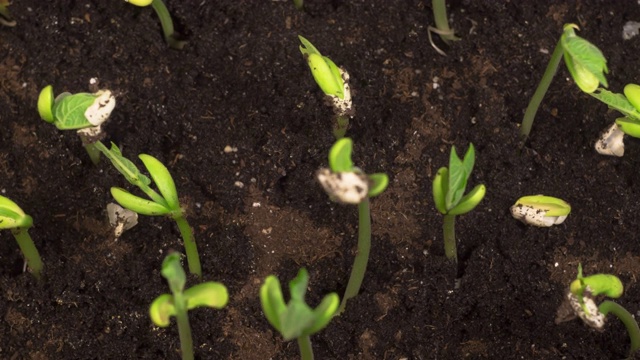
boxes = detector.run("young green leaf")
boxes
[299,35,345,99]
[37,85,55,123]
[103,143,152,187]
[328,138,354,172]
[149,294,176,327]
[589,88,640,120]
[183,282,229,310]
[445,146,469,210]
[161,252,186,295]
[110,187,171,216]
[367,173,389,198]
[139,154,180,211]
[561,24,608,93]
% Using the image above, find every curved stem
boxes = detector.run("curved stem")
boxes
[599,300,640,357]
[338,198,371,313]
[519,40,564,144]
[173,215,201,278]
[151,0,186,49]
[297,335,314,360]
[443,214,457,262]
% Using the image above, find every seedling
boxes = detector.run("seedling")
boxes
[556,264,640,358]
[520,24,608,145]
[292,0,303,11]
[432,144,486,263]
[510,195,571,227]
[0,195,43,279]
[93,142,202,277]
[428,0,460,56]
[124,0,187,50]
[316,138,388,313]
[260,268,339,360]
[299,35,354,139]
[37,85,116,164]
[0,0,16,27]
[591,84,640,156]
[150,252,228,360]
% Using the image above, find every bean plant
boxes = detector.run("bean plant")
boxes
[432,144,485,263]
[0,195,42,279]
[150,252,228,360]
[556,264,640,357]
[316,138,388,313]
[520,23,608,145]
[260,268,338,360]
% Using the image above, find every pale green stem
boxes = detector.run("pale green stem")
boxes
[443,214,456,262]
[172,292,194,360]
[432,0,459,43]
[520,40,564,144]
[333,115,349,140]
[83,143,101,165]
[297,335,314,360]
[599,300,640,357]
[151,0,186,50]
[172,215,201,278]
[338,198,371,313]
[11,218,43,280]
[0,4,16,27]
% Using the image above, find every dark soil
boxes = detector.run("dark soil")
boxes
[2,0,640,359]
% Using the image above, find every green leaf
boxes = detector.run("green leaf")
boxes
[624,83,640,112]
[260,275,287,332]
[589,89,640,119]
[110,187,171,216]
[299,35,345,99]
[149,293,175,327]
[139,154,180,211]
[445,146,466,210]
[37,85,55,123]
[328,138,354,172]
[432,167,449,214]
[561,23,608,93]
[51,92,97,130]
[161,252,186,295]
[616,117,640,138]
[184,282,228,310]
[102,143,152,187]
[367,173,389,198]
[303,292,339,336]
[289,268,310,302]
[279,301,316,340]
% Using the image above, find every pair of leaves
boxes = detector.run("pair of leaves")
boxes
[327,138,389,199]
[149,253,228,327]
[299,35,345,99]
[0,195,32,230]
[561,23,608,94]
[432,144,486,216]
[260,268,339,340]
[101,143,180,217]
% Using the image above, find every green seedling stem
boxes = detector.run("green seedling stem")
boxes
[150,0,186,50]
[520,24,608,145]
[150,252,228,360]
[599,300,640,357]
[316,138,388,313]
[0,0,16,27]
[0,196,42,280]
[431,0,459,43]
[339,198,371,313]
